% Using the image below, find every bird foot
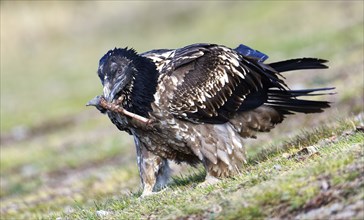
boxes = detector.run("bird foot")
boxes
[140,187,168,198]
[197,175,220,188]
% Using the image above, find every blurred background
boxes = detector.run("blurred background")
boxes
[1,1,363,218]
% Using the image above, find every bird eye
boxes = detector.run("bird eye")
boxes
[110,62,118,73]
[117,69,123,74]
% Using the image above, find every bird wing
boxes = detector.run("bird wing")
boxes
[158,43,281,123]
[141,49,175,72]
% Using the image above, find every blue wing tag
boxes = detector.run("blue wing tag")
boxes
[235,44,269,62]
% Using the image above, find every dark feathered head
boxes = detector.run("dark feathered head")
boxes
[93,47,159,116]
[97,48,141,102]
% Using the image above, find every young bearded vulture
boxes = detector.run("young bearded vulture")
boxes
[87,43,333,196]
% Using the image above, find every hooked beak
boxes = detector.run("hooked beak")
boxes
[86,95,107,114]
[104,75,130,102]
[86,95,102,107]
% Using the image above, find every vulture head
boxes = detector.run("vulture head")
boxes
[87,48,159,117]
[97,48,140,102]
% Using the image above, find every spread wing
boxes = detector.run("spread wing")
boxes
[159,44,284,123]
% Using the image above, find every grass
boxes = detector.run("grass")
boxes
[51,117,363,220]
[1,1,363,220]
[1,114,362,219]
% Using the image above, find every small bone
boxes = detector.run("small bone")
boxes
[98,96,153,125]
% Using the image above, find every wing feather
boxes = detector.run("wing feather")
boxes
[160,44,265,123]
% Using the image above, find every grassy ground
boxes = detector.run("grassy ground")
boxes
[1,1,363,219]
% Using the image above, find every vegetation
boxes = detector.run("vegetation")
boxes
[1,1,363,219]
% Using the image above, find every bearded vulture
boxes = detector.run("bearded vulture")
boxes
[87,43,333,196]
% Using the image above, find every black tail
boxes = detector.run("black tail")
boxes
[264,58,334,115]
[266,88,335,115]
[269,58,328,72]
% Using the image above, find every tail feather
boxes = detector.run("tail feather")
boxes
[269,58,328,72]
[266,88,334,115]
[269,87,336,97]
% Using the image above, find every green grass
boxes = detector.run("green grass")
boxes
[2,116,362,220]
[1,1,363,220]
[55,118,363,220]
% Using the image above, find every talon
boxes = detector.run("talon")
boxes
[197,175,220,188]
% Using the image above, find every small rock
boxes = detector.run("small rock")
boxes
[343,130,354,136]
[209,204,222,214]
[328,135,338,143]
[273,164,282,171]
[320,180,330,191]
[96,210,111,217]
[306,146,318,155]
[297,145,318,156]
[356,125,364,133]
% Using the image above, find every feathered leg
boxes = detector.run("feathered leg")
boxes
[193,123,246,187]
[134,136,170,196]
[198,160,223,187]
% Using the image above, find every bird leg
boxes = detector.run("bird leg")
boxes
[197,174,220,188]
[87,95,154,125]
[134,136,171,197]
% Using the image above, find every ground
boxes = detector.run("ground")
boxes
[1,1,363,219]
